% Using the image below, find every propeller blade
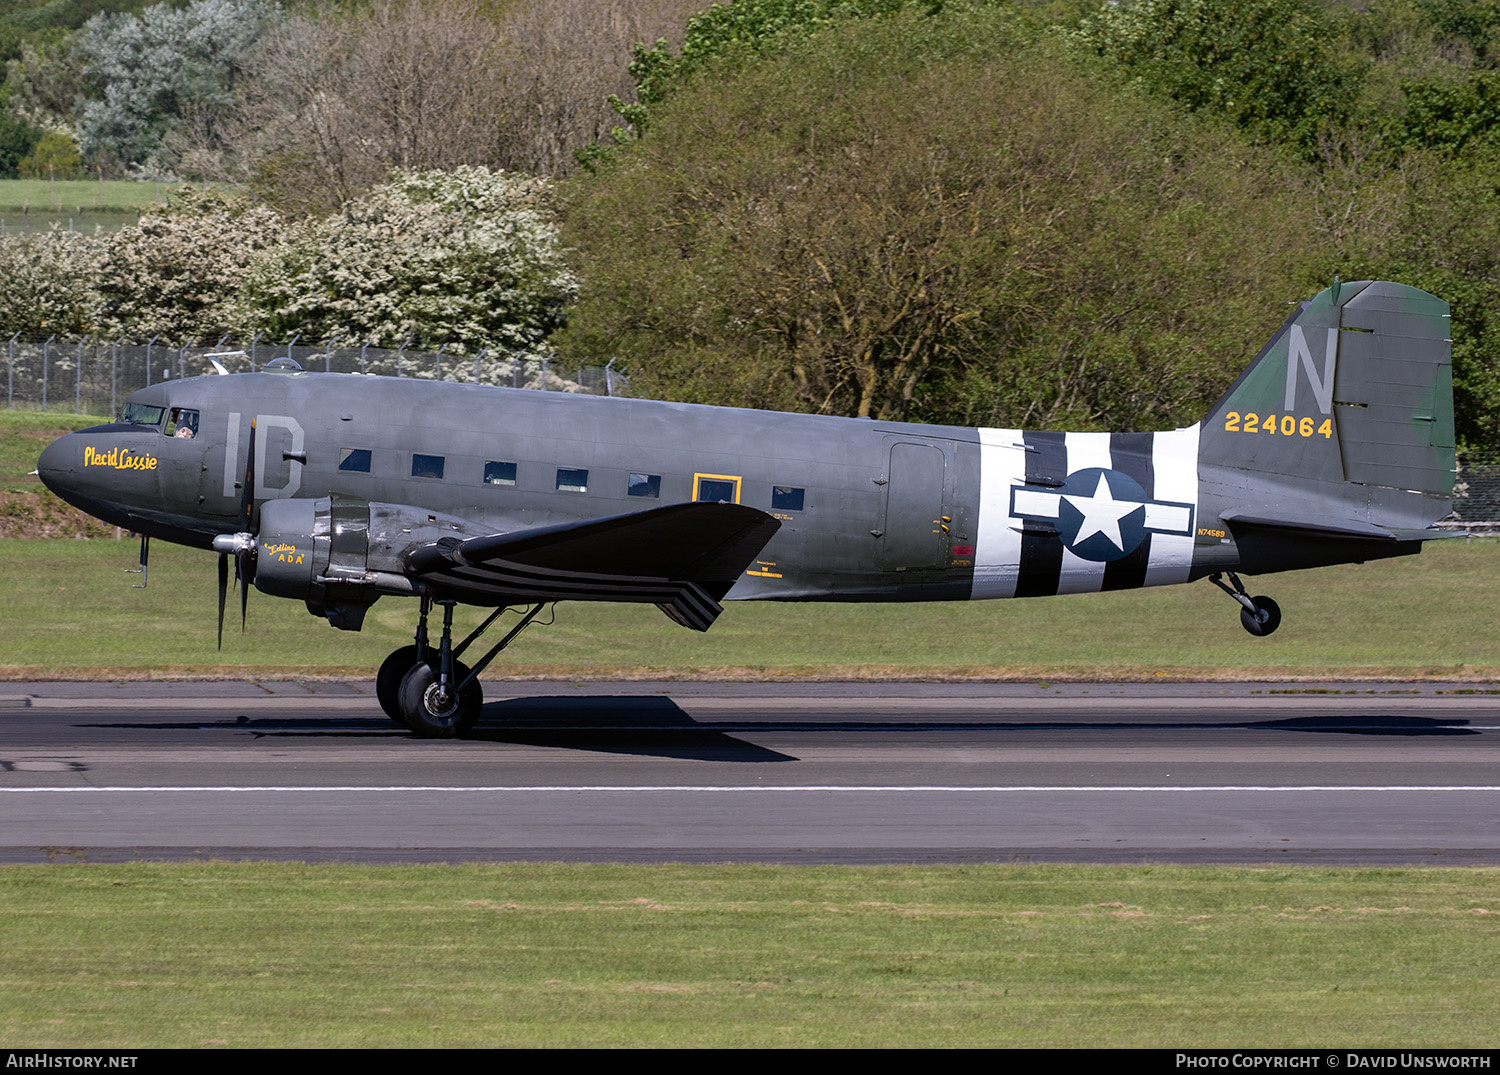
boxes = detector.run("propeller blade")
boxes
[238,548,251,630]
[240,418,257,532]
[217,552,228,650]
[233,418,257,631]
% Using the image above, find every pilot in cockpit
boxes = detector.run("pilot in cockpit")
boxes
[167,407,200,439]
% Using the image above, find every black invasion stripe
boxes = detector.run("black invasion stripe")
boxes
[1102,432,1153,592]
[1014,431,1065,598]
[434,564,718,616]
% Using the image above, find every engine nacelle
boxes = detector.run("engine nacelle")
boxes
[255,497,376,631]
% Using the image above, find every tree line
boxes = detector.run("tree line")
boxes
[3,0,1500,447]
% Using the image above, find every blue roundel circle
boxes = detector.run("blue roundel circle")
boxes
[1055,467,1148,562]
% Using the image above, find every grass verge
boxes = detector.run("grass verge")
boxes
[0,178,190,212]
[1,537,1497,680]
[1,862,1495,1048]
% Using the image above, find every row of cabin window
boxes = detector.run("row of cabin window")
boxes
[337,448,806,511]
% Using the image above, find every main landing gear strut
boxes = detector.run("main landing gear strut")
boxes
[376,597,548,738]
[1209,572,1282,637]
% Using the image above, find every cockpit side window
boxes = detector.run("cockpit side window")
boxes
[166,408,200,439]
[118,403,165,428]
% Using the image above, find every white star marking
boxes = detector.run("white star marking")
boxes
[1063,473,1143,552]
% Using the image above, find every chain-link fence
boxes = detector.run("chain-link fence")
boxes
[3,334,627,416]
[14,335,1500,529]
[1448,452,1500,533]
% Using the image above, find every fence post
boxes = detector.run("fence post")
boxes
[475,348,487,385]
[251,331,262,372]
[178,339,194,381]
[285,334,300,367]
[360,341,370,376]
[111,339,119,416]
[605,358,617,398]
[146,336,158,386]
[7,332,17,409]
[325,335,336,373]
[75,337,84,413]
[434,343,447,380]
[43,334,54,408]
[397,337,411,379]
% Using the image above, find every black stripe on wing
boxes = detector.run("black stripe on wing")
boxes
[403,502,780,631]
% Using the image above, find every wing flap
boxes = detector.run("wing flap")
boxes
[404,502,781,631]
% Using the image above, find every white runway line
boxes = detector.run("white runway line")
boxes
[7,695,1500,712]
[5,785,1500,794]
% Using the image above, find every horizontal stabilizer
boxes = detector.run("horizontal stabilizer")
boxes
[404,502,781,630]
[1222,511,1460,543]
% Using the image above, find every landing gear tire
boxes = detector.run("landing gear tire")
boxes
[377,645,422,725]
[1239,596,1282,637]
[398,660,482,738]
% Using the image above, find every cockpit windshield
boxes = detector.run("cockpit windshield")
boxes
[117,403,165,428]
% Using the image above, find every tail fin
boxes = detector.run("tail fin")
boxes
[1198,280,1455,543]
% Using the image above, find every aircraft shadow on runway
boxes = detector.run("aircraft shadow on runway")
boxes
[80,696,800,762]
[1244,714,1479,736]
[75,697,1481,762]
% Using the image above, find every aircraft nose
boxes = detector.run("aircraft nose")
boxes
[36,432,77,499]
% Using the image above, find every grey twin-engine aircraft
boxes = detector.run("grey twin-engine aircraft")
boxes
[38,280,1459,737]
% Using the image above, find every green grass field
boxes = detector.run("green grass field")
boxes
[2,535,1497,680]
[2,862,1496,1048]
[0,177,179,212]
[0,178,230,235]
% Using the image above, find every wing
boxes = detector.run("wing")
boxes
[403,501,781,630]
[1220,510,1464,543]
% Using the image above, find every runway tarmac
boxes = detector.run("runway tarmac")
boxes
[2,679,1498,865]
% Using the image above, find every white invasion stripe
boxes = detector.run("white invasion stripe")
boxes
[1145,424,1200,587]
[1064,431,1113,471]
[1057,432,1112,595]
[3,785,1500,794]
[972,427,1026,599]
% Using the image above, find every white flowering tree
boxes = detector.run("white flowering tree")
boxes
[0,231,104,337]
[94,188,285,342]
[240,167,578,362]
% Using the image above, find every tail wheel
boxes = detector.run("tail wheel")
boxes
[1240,596,1282,637]
[398,660,482,738]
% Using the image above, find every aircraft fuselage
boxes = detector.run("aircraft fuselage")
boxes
[38,366,1432,612]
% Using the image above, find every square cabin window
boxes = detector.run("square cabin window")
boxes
[412,453,445,479]
[556,467,589,492]
[339,448,371,473]
[485,460,517,486]
[771,486,805,511]
[696,477,739,503]
[628,473,661,498]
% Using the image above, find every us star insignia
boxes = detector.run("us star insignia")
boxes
[1009,467,1195,562]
